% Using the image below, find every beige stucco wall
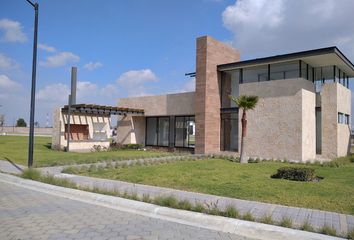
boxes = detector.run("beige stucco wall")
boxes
[239,78,316,162]
[116,116,145,145]
[51,108,111,151]
[118,92,195,116]
[337,84,351,156]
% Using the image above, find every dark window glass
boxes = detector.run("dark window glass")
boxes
[270,61,299,80]
[221,70,239,108]
[338,113,344,124]
[158,117,169,146]
[174,116,195,148]
[220,111,238,152]
[316,108,321,154]
[243,65,268,83]
[146,117,157,145]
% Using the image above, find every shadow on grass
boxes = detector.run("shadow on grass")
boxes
[43,143,52,149]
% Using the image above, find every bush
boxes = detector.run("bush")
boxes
[21,168,41,180]
[223,205,239,218]
[193,202,206,213]
[320,225,337,236]
[300,219,314,232]
[347,228,354,240]
[260,214,274,224]
[271,167,316,181]
[122,144,143,150]
[178,199,192,210]
[242,212,255,221]
[280,217,293,228]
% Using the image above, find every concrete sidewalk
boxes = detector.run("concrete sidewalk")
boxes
[0,173,344,240]
[0,159,353,237]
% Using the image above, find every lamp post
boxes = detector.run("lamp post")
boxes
[26,0,39,168]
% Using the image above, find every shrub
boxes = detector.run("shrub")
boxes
[142,194,151,203]
[153,195,178,208]
[242,212,255,221]
[223,205,239,218]
[271,167,316,181]
[320,225,337,236]
[300,219,314,232]
[347,228,354,240]
[21,168,41,180]
[178,199,192,211]
[193,202,206,213]
[122,144,143,150]
[260,214,274,224]
[280,217,293,228]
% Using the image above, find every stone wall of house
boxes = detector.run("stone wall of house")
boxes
[195,36,240,154]
[239,78,316,162]
[116,116,145,145]
[337,84,351,156]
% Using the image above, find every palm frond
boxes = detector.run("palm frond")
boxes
[229,95,259,110]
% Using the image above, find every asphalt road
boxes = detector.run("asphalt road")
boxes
[0,181,258,240]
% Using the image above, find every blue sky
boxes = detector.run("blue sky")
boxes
[1,0,354,126]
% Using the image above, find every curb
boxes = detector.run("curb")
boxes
[0,173,344,240]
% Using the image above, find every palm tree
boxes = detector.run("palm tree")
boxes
[229,95,258,163]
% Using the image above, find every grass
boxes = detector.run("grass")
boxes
[76,158,354,214]
[19,168,350,239]
[320,225,337,236]
[0,136,173,167]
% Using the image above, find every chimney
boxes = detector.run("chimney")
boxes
[70,66,77,105]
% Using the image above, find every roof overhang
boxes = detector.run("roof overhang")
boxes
[61,104,144,116]
[218,47,354,77]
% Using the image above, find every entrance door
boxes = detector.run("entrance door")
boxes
[220,112,238,151]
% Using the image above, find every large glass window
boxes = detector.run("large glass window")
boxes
[243,65,268,83]
[158,117,169,146]
[269,61,299,80]
[146,117,157,145]
[174,116,195,148]
[221,70,240,108]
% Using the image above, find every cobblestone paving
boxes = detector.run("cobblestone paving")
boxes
[0,182,257,240]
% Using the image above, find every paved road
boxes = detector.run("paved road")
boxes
[0,182,257,240]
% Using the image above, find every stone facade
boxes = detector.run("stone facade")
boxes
[195,36,240,154]
[321,83,351,159]
[239,78,316,161]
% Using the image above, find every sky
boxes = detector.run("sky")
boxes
[0,0,354,127]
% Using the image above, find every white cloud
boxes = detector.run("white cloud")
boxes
[37,83,70,102]
[180,78,195,92]
[0,53,18,70]
[38,43,56,53]
[0,18,27,43]
[222,0,354,59]
[117,69,159,96]
[0,74,21,91]
[83,61,103,71]
[40,51,80,68]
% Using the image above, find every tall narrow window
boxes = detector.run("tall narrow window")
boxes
[146,117,157,145]
[316,108,322,154]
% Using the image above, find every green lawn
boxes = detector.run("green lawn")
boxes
[78,158,354,214]
[0,136,172,167]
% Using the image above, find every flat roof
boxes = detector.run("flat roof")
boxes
[218,47,354,76]
[62,104,144,116]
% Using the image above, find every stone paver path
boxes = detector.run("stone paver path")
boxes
[0,159,353,237]
[0,181,257,240]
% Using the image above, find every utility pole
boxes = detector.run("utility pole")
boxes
[26,0,39,168]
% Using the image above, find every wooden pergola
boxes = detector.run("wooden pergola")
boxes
[61,104,144,116]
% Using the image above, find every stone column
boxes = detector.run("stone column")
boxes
[195,36,240,154]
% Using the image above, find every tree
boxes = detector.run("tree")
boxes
[16,118,27,127]
[229,95,259,163]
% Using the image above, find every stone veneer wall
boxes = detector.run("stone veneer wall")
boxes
[116,92,195,145]
[195,36,240,154]
[321,83,351,159]
[239,78,316,162]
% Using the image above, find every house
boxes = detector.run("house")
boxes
[117,36,353,161]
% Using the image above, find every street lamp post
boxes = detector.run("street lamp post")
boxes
[26,0,39,168]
